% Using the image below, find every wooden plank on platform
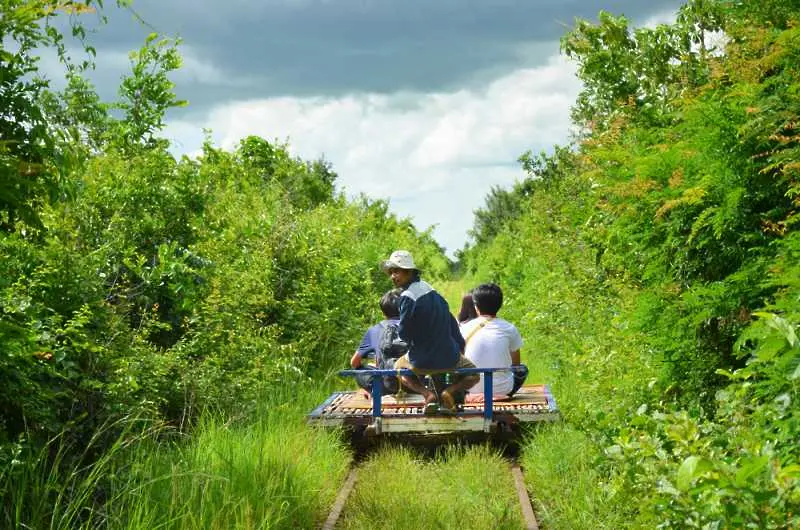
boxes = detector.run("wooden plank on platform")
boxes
[380,416,485,433]
[306,384,560,431]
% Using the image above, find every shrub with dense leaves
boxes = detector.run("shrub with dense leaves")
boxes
[0,1,451,459]
[462,1,800,527]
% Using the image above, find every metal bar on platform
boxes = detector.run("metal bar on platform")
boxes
[371,374,382,419]
[338,365,527,377]
[544,385,558,413]
[484,371,493,422]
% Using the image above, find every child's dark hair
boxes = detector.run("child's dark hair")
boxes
[379,288,402,318]
[472,283,503,316]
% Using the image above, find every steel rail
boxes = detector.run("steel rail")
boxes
[511,461,540,530]
[321,466,358,530]
[320,458,540,529]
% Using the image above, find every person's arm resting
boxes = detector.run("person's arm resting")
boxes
[350,351,362,368]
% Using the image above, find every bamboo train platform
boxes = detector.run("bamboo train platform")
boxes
[308,367,560,445]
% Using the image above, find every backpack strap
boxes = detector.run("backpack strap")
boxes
[375,321,388,361]
[464,317,494,345]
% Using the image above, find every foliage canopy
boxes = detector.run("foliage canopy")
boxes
[462,0,799,527]
[0,0,450,474]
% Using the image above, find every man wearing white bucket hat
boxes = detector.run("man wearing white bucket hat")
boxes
[381,250,479,414]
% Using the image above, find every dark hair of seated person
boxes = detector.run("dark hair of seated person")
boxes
[379,288,402,318]
[457,291,478,323]
[471,283,503,316]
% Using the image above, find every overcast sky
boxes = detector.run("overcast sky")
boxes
[71,0,683,257]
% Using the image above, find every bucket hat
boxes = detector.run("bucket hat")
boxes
[381,250,417,271]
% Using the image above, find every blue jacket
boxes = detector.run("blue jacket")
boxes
[398,280,464,369]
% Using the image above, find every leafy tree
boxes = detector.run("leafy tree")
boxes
[238,135,336,209]
[462,146,574,261]
[0,0,95,230]
[561,0,724,132]
[464,2,800,526]
[518,145,576,189]
[112,34,186,153]
[468,185,524,247]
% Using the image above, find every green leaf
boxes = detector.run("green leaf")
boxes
[676,455,712,492]
[734,456,769,488]
[754,312,798,349]
[753,335,787,363]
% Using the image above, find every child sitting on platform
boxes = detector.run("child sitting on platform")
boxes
[350,288,405,397]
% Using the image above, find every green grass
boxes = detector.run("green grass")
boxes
[1,416,160,530]
[339,444,523,530]
[3,384,351,530]
[112,385,350,529]
[520,423,639,530]
[436,279,468,315]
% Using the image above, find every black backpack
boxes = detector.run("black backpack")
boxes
[374,322,407,394]
[378,321,408,363]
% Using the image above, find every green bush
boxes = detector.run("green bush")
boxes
[461,2,800,527]
[1,3,455,522]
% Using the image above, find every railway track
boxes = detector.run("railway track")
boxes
[310,375,557,528]
[321,456,540,529]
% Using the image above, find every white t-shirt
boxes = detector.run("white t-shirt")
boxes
[460,316,523,395]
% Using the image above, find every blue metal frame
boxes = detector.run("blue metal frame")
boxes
[372,376,382,419]
[544,385,558,413]
[338,365,528,422]
[483,371,493,421]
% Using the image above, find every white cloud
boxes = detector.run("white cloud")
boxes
[641,8,677,28]
[164,52,580,257]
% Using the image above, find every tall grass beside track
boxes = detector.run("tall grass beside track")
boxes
[113,386,350,529]
[3,385,351,530]
[521,424,637,530]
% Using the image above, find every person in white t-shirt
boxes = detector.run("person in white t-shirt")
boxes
[461,283,528,397]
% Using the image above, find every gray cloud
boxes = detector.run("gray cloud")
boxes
[72,0,682,116]
[50,0,685,255]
